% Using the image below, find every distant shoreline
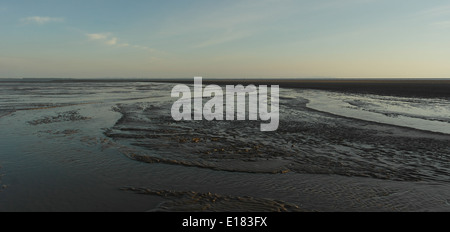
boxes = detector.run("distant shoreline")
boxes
[2,78,450,98]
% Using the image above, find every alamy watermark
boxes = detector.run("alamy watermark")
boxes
[171,77,279,131]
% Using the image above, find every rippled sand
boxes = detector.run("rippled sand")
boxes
[1,81,450,212]
[121,187,303,212]
[106,94,450,182]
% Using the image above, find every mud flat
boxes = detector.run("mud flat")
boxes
[28,110,91,125]
[1,80,450,212]
[0,110,14,119]
[105,94,450,183]
[121,187,303,212]
[167,78,450,99]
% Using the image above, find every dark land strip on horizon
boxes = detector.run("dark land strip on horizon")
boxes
[2,78,450,98]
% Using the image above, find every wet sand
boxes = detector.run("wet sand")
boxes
[106,92,450,182]
[154,78,450,99]
[1,80,450,212]
[121,187,303,212]
[4,78,450,98]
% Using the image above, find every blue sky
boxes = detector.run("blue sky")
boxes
[1,0,450,78]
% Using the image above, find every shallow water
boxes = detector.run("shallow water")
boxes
[1,81,450,211]
[302,89,450,134]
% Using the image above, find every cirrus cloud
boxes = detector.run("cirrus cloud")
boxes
[105,37,118,46]
[86,33,110,40]
[86,32,154,52]
[21,16,65,25]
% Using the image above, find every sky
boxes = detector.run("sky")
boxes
[1,0,450,79]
